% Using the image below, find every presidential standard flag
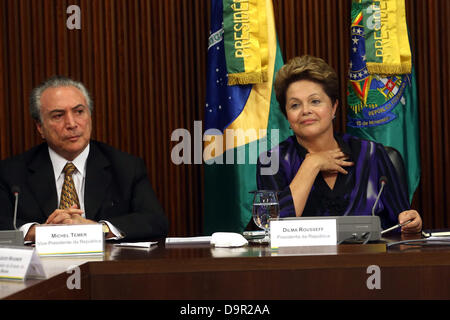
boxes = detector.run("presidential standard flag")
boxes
[346,0,420,202]
[204,0,291,235]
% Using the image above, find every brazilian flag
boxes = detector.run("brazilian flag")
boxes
[204,0,291,235]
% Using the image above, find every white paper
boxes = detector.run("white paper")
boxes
[114,242,158,248]
[427,236,450,241]
[422,230,450,239]
[165,236,211,244]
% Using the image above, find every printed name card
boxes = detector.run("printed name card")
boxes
[35,224,104,256]
[0,246,46,281]
[270,218,337,248]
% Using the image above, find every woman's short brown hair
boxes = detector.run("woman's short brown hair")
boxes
[274,55,339,117]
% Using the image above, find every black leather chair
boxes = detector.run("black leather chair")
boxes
[384,146,409,195]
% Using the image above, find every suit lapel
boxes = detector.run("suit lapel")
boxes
[84,142,111,220]
[27,146,58,217]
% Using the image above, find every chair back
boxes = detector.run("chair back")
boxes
[384,146,408,195]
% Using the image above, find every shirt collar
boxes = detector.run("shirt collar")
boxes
[48,143,90,180]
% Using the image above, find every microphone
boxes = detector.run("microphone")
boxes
[11,185,20,230]
[372,176,387,216]
[337,177,387,244]
[0,185,23,246]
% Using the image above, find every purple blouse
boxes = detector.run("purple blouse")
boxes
[256,134,410,229]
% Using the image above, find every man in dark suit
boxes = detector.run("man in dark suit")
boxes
[0,76,168,242]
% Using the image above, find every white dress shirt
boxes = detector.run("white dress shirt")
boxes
[20,144,123,241]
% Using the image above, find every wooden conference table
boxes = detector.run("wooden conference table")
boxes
[1,233,450,300]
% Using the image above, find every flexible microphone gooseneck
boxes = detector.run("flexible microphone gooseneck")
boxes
[11,185,20,230]
[371,176,387,216]
[0,185,23,246]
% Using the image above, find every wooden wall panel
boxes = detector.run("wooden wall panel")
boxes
[405,0,450,229]
[273,0,351,132]
[0,0,208,236]
[0,0,449,235]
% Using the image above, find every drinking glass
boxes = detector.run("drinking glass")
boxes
[250,190,280,243]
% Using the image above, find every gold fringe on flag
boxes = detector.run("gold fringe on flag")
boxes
[362,0,412,75]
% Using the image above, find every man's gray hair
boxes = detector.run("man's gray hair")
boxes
[29,76,93,122]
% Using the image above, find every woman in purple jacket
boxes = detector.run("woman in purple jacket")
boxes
[257,55,421,232]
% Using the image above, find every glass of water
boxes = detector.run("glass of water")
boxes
[250,190,280,243]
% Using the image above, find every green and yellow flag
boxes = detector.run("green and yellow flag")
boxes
[347,0,420,202]
[223,0,269,85]
[361,0,412,74]
[204,0,291,234]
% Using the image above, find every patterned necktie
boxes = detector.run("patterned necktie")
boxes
[59,162,80,209]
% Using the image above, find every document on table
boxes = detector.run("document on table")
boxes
[422,230,450,240]
[114,241,158,248]
[165,236,211,245]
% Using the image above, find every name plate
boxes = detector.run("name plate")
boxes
[35,224,104,256]
[0,246,46,281]
[270,218,337,248]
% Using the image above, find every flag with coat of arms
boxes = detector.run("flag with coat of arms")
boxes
[346,0,420,202]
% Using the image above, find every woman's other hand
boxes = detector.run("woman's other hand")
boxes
[398,210,422,233]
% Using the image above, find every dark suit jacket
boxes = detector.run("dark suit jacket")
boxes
[0,140,168,241]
